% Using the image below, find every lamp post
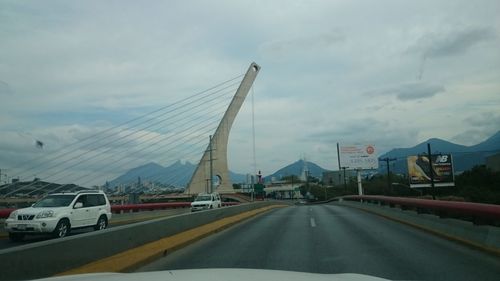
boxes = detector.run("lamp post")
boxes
[340,166,349,192]
[379,158,396,195]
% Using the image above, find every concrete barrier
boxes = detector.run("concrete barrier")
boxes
[338,200,500,254]
[0,201,281,281]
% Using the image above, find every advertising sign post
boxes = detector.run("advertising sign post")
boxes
[407,154,455,188]
[338,144,378,195]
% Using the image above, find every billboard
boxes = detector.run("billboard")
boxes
[339,144,378,170]
[407,154,455,188]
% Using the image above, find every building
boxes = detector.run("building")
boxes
[264,183,302,199]
[322,170,357,186]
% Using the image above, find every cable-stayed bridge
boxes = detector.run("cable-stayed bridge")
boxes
[1,63,499,281]
[0,63,260,199]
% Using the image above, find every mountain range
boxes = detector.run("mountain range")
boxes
[378,130,500,174]
[264,159,329,181]
[108,160,246,188]
[108,131,499,188]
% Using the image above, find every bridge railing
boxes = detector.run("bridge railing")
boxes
[0,202,241,218]
[110,202,239,213]
[341,195,500,225]
[0,208,16,219]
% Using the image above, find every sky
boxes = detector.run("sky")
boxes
[0,0,499,186]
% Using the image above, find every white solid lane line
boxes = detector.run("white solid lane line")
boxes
[310,217,316,228]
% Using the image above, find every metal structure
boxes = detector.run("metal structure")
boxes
[186,63,261,194]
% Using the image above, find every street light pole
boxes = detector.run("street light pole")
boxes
[379,158,396,195]
[342,167,347,191]
[209,135,214,194]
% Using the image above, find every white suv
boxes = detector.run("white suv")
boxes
[4,190,112,241]
[191,192,222,212]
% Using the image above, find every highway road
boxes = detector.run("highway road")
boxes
[137,203,500,281]
[0,208,191,250]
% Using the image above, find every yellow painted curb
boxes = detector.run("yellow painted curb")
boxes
[56,205,285,276]
[343,203,500,256]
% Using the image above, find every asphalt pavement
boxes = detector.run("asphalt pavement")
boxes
[137,203,500,281]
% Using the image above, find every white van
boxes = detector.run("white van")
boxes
[191,192,222,212]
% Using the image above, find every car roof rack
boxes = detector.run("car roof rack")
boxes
[76,189,103,194]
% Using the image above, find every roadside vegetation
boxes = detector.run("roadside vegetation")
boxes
[296,165,500,205]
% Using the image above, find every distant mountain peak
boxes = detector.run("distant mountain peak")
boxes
[379,130,500,175]
[108,160,244,187]
[265,159,329,180]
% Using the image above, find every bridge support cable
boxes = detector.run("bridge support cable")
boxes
[3,84,238,187]
[4,75,243,182]
[5,96,234,196]
[44,130,215,195]
[10,97,233,196]
[35,112,226,195]
[2,75,244,196]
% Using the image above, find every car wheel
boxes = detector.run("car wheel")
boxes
[53,219,70,238]
[94,215,108,231]
[8,233,25,242]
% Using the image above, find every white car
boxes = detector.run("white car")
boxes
[4,190,112,241]
[191,192,222,212]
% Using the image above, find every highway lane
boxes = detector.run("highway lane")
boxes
[0,208,191,250]
[137,203,500,281]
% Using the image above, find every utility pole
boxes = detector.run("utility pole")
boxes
[379,158,396,195]
[337,143,342,186]
[427,143,436,200]
[342,167,347,191]
[209,135,214,194]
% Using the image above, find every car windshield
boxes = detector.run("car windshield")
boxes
[32,195,76,208]
[195,196,212,201]
[1,1,500,281]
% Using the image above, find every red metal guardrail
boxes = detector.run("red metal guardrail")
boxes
[342,195,500,222]
[0,208,16,219]
[0,202,241,218]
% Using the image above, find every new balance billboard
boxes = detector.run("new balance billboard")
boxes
[407,154,455,188]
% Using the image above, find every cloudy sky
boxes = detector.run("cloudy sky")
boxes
[1,0,499,186]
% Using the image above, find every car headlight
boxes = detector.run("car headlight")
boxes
[36,210,54,218]
[8,211,17,219]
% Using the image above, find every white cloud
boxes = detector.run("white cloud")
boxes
[366,82,445,101]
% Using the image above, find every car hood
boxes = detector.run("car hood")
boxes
[36,269,391,281]
[15,207,62,214]
[191,201,212,205]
